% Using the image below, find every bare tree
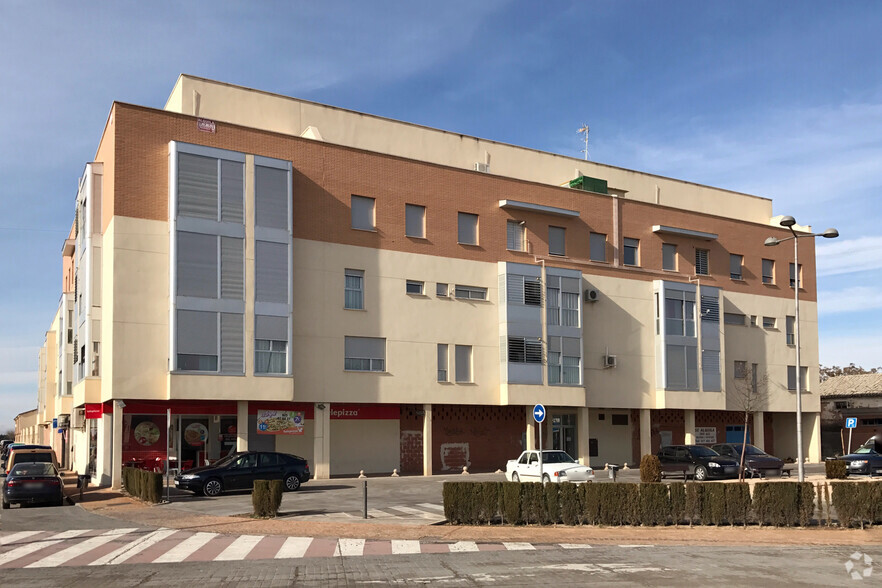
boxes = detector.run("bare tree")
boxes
[819,364,881,382]
[729,364,770,481]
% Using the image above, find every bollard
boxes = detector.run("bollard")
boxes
[608,464,619,482]
[363,479,368,519]
[391,468,399,477]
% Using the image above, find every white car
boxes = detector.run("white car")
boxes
[505,450,595,484]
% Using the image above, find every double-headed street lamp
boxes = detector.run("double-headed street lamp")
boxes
[764,216,838,482]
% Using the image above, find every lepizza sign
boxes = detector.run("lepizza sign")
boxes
[329,404,399,420]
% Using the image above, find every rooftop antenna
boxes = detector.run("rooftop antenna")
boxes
[577,123,590,160]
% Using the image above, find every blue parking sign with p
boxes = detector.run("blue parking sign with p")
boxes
[845,417,857,429]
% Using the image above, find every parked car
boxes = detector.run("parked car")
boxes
[4,445,57,475]
[711,443,785,478]
[837,435,882,476]
[173,451,310,496]
[657,445,739,481]
[2,462,65,509]
[505,450,595,484]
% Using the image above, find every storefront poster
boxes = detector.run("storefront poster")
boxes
[695,427,717,444]
[257,409,304,435]
[183,422,209,447]
[85,403,103,419]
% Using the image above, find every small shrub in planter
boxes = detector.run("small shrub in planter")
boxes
[825,459,847,480]
[479,482,501,524]
[638,483,669,526]
[502,482,522,525]
[752,482,814,527]
[252,479,283,517]
[559,482,580,525]
[598,483,638,526]
[832,482,864,529]
[442,482,458,523]
[685,483,702,526]
[669,482,686,525]
[700,483,727,526]
[725,483,751,526]
[581,482,602,525]
[639,454,662,483]
[544,482,561,524]
[144,471,163,503]
[465,483,482,524]
[521,482,546,525]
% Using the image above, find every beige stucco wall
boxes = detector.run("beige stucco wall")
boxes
[586,409,634,467]
[166,76,773,225]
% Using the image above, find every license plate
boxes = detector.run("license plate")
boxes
[174,481,180,487]
[724,467,736,474]
[24,482,43,489]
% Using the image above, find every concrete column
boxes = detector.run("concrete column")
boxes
[806,412,821,463]
[577,407,591,466]
[313,403,331,479]
[525,408,536,450]
[752,411,765,451]
[684,409,696,445]
[422,404,433,476]
[111,400,124,490]
[639,409,652,458]
[236,401,249,451]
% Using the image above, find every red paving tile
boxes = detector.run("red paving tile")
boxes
[244,535,285,560]
[361,540,393,556]
[183,534,237,562]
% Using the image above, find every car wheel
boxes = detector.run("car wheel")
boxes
[694,465,708,481]
[203,478,223,497]
[511,472,520,483]
[284,474,301,491]
[1,499,8,509]
[542,474,551,484]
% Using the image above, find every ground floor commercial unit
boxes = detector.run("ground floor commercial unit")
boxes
[71,398,820,487]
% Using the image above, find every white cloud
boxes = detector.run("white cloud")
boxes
[820,334,882,369]
[818,286,882,314]
[816,236,882,277]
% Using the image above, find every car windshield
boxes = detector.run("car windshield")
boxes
[542,451,577,464]
[212,454,241,468]
[11,463,57,476]
[729,444,767,456]
[690,446,720,458]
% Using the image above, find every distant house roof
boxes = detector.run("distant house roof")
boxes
[819,374,882,398]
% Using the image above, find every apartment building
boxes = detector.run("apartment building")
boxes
[34,75,822,487]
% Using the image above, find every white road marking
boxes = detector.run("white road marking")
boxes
[153,532,218,563]
[390,540,421,554]
[335,538,365,557]
[89,528,178,566]
[214,535,264,561]
[449,541,479,553]
[0,531,43,546]
[389,505,444,518]
[274,536,313,559]
[0,530,90,566]
[25,528,139,568]
[503,542,535,551]
[559,543,593,549]
[417,503,445,512]
[367,509,395,518]
[618,544,655,548]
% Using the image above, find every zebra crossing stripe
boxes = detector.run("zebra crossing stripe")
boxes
[390,540,421,555]
[0,530,89,567]
[335,539,365,557]
[388,505,444,519]
[449,541,479,553]
[214,535,264,561]
[153,532,218,563]
[560,543,593,549]
[89,528,178,566]
[0,531,43,546]
[25,528,139,568]
[503,542,536,551]
[417,503,445,512]
[274,536,313,559]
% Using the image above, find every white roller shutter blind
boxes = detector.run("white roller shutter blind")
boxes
[255,315,288,341]
[177,231,217,298]
[255,240,288,303]
[220,160,244,224]
[220,237,244,300]
[455,345,472,382]
[177,310,217,355]
[178,153,218,219]
[344,336,385,359]
[220,313,243,373]
[255,165,288,229]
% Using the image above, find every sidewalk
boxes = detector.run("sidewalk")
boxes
[63,473,882,548]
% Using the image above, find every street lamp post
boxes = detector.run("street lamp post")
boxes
[764,216,838,482]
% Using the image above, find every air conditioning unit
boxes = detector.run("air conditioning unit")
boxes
[474,162,490,173]
[603,354,617,368]
[584,289,599,302]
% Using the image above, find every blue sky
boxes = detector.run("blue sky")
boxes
[1,1,880,430]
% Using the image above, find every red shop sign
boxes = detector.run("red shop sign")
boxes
[85,403,104,419]
[329,404,399,420]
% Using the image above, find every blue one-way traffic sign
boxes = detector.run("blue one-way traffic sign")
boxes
[845,417,858,429]
[533,404,546,423]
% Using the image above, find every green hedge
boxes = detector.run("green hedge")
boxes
[825,460,847,480]
[751,482,814,527]
[122,466,163,504]
[831,481,882,529]
[253,480,283,517]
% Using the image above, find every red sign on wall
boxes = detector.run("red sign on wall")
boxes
[329,404,399,420]
[85,403,103,420]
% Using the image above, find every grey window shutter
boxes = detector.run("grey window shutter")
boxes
[255,166,288,229]
[506,274,524,303]
[457,213,477,244]
[549,226,565,255]
[345,336,385,359]
[220,237,244,300]
[562,337,581,356]
[255,240,288,303]
[220,313,243,373]
[178,153,218,219]
[220,160,244,224]
[351,196,375,230]
[177,231,218,298]
[455,345,471,381]
[560,277,580,294]
[590,232,606,261]
[405,204,425,238]
[255,315,288,341]
[177,310,218,355]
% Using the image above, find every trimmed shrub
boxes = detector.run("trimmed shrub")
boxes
[832,482,864,529]
[521,482,546,525]
[752,482,814,527]
[442,482,458,523]
[700,483,727,526]
[144,470,163,503]
[502,482,522,525]
[559,482,581,525]
[253,480,283,517]
[797,482,815,527]
[638,483,669,526]
[725,483,751,526]
[825,459,847,480]
[581,481,602,525]
[544,482,561,524]
[464,483,482,524]
[639,454,662,484]
[598,483,638,526]
[479,482,501,524]
[685,483,702,526]
[669,482,686,525]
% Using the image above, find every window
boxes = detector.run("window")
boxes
[623,238,639,266]
[176,231,219,298]
[406,280,424,295]
[436,283,449,297]
[548,336,581,385]
[786,315,795,345]
[507,337,543,364]
[762,316,776,329]
[762,258,775,284]
[665,344,699,390]
[344,336,386,372]
[176,309,218,372]
[255,165,287,229]
[724,312,745,326]
[734,360,748,379]
[546,286,560,326]
[561,292,579,327]
[506,275,541,306]
[458,212,478,245]
[344,270,364,310]
[750,315,758,327]
[405,204,426,238]
[437,344,448,382]
[351,195,375,231]
[177,153,244,222]
[787,365,808,391]
[695,249,709,275]
[662,243,677,271]
[454,285,487,300]
[455,345,472,383]
[834,401,848,410]
[611,414,628,426]
[790,263,802,288]
[730,254,743,280]
[507,220,525,251]
[590,232,607,262]
[548,226,566,256]
[665,296,696,337]
[254,240,288,303]
[703,350,721,391]
[255,315,288,374]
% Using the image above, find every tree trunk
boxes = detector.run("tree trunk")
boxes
[739,414,749,481]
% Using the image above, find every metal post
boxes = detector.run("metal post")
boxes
[848,428,853,455]
[793,236,804,483]
[166,408,171,503]
[363,480,368,519]
[538,420,543,483]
